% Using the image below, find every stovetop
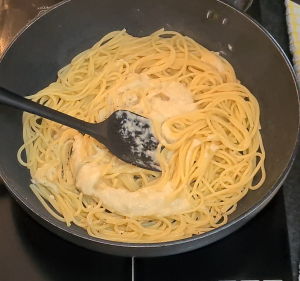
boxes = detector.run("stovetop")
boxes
[0,185,292,281]
[0,0,299,281]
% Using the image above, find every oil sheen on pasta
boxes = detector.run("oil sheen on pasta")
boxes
[18,29,266,243]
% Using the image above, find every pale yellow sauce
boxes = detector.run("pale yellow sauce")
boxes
[35,74,198,217]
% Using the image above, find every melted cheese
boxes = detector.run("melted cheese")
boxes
[34,163,58,192]
[117,73,197,144]
[69,133,191,217]
[186,139,202,163]
[76,163,102,196]
[117,73,197,121]
[150,81,197,119]
[66,74,198,217]
[201,51,225,73]
[97,182,190,217]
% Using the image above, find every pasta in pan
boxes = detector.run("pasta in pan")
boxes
[18,29,265,242]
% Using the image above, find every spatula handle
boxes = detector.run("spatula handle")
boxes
[0,87,94,136]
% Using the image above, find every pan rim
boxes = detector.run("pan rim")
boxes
[0,0,299,252]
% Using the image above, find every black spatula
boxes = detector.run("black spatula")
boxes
[0,87,161,171]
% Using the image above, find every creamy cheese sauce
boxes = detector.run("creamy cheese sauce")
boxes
[116,73,197,121]
[68,134,191,217]
[116,73,197,144]
[35,74,199,217]
[34,163,58,192]
[150,81,197,119]
[186,139,202,163]
[201,51,225,73]
[97,183,190,217]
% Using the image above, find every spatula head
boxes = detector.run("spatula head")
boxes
[104,110,161,172]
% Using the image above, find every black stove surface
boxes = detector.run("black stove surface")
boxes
[0,186,292,281]
[135,189,292,281]
[0,1,295,281]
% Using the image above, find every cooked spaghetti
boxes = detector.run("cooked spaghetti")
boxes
[18,29,266,242]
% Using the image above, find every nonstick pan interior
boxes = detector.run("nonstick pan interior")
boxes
[0,0,298,256]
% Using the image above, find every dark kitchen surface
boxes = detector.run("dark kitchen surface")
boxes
[0,182,293,281]
[259,2,300,281]
[0,185,133,281]
[135,188,293,281]
[0,0,299,280]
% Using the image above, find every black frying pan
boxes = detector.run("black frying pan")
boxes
[0,0,299,257]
